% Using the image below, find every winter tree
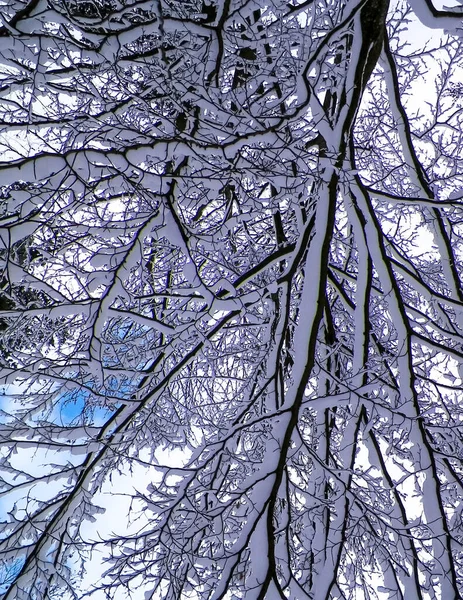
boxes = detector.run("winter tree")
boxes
[1,0,463,598]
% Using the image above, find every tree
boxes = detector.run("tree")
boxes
[1,0,463,598]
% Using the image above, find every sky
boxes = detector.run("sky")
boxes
[1,1,463,599]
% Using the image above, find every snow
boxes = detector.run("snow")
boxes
[2,1,463,598]
[407,0,463,32]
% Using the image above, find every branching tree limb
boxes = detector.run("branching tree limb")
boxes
[1,0,463,598]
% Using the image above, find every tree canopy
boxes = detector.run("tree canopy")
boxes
[2,0,463,598]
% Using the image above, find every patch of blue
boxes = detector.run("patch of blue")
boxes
[57,389,116,426]
[0,556,26,594]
